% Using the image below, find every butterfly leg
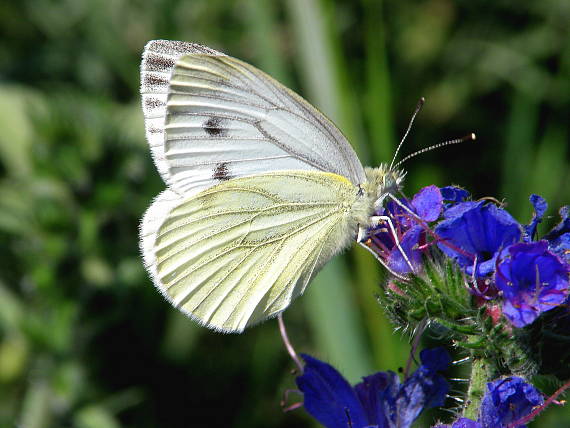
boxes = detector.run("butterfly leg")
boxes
[357,240,409,281]
[375,192,423,222]
[358,215,416,274]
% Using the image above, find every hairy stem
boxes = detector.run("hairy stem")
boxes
[463,356,490,420]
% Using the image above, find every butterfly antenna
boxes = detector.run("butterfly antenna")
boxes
[393,133,476,169]
[390,97,426,170]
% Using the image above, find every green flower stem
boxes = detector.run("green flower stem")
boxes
[464,355,490,420]
[454,336,487,349]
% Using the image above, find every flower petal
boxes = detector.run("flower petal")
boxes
[412,185,443,222]
[388,348,450,428]
[354,372,392,427]
[296,354,368,428]
[524,194,547,241]
[544,206,570,241]
[436,202,522,277]
[479,376,543,427]
[496,242,570,327]
[440,186,470,203]
[387,226,424,274]
[549,232,570,263]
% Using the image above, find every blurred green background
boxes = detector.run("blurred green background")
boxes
[1,0,569,427]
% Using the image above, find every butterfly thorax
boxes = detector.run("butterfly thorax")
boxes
[363,165,406,208]
[347,165,406,232]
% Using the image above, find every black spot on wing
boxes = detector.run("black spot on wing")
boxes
[213,162,232,181]
[203,117,227,137]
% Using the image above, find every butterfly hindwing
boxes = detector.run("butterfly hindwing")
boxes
[146,170,360,332]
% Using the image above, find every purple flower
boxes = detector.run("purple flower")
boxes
[296,348,450,428]
[479,376,544,428]
[432,377,543,428]
[372,185,443,274]
[435,202,522,277]
[495,241,570,327]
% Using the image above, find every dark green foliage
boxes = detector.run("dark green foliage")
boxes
[526,307,570,380]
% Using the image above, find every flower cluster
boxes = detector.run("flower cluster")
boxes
[295,348,450,428]
[368,187,570,329]
[284,185,569,428]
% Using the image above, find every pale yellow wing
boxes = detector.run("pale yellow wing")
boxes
[141,170,363,333]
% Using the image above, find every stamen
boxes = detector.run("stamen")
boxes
[280,389,303,412]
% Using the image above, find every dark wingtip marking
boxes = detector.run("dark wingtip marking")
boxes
[145,97,166,109]
[213,162,231,181]
[203,117,227,137]
[145,53,176,72]
[147,126,163,134]
[144,73,169,88]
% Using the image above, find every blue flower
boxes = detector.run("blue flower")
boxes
[432,377,543,428]
[440,186,470,205]
[435,202,522,277]
[544,206,570,242]
[524,194,547,241]
[479,376,543,428]
[372,185,443,274]
[495,241,570,328]
[295,354,373,428]
[544,206,570,263]
[388,348,450,428]
[296,348,450,428]
[548,233,570,263]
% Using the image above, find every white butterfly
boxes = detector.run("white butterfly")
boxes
[139,40,405,333]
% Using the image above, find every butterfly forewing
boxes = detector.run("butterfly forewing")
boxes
[141,40,225,184]
[150,171,359,332]
[140,40,366,197]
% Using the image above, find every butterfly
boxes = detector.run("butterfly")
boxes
[139,40,405,333]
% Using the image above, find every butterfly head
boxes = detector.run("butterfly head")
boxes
[363,165,406,208]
